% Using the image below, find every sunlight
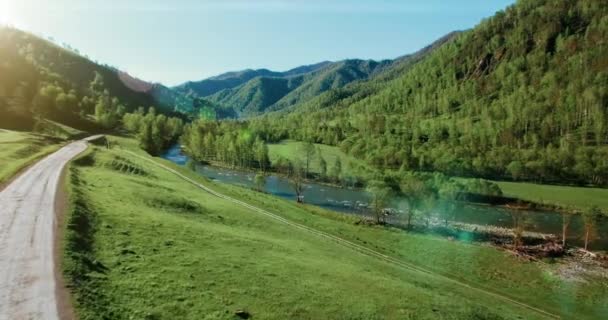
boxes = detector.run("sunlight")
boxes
[0,0,16,25]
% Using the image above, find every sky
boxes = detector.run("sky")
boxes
[0,0,516,86]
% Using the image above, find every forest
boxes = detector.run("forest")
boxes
[0,26,184,154]
[241,0,608,187]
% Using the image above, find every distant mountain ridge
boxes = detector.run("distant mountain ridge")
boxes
[175,61,333,98]
[170,32,461,118]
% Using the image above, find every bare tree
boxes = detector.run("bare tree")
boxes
[290,160,306,203]
[582,206,602,251]
[511,211,531,250]
[561,210,573,248]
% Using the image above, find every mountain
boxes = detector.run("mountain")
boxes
[0,27,183,131]
[174,61,332,98]
[173,32,461,118]
[251,0,608,186]
[202,59,393,117]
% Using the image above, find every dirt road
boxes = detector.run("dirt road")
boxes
[0,136,100,320]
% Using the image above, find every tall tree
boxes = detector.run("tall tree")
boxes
[582,206,602,251]
[301,141,316,178]
[289,160,306,203]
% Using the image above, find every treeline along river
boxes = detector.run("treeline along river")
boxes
[163,144,608,250]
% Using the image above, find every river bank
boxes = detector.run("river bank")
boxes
[163,144,608,251]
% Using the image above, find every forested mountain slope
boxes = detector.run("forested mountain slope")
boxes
[205,59,391,117]
[251,0,608,186]
[168,32,459,118]
[174,61,332,98]
[0,27,182,131]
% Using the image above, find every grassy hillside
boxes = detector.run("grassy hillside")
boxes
[0,27,183,132]
[0,128,73,183]
[63,136,606,319]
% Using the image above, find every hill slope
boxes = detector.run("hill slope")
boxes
[63,136,607,319]
[0,27,182,131]
[252,0,608,186]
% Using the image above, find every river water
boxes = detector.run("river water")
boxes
[163,144,607,250]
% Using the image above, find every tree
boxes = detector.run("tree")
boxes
[399,177,433,229]
[254,138,270,172]
[511,211,528,249]
[330,157,342,183]
[561,210,573,248]
[289,160,306,203]
[318,151,327,179]
[366,180,393,224]
[254,173,266,192]
[438,183,460,227]
[301,142,316,178]
[507,161,524,181]
[137,122,157,155]
[582,206,602,251]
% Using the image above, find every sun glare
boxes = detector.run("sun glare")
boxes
[0,0,16,25]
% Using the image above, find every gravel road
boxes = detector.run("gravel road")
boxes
[0,137,99,320]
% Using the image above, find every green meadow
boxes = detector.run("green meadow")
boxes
[0,129,65,184]
[496,181,608,211]
[268,140,371,177]
[62,136,607,320]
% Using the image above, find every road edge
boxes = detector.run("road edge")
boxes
[52,145,87,320]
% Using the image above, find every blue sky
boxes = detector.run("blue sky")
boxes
[1,0,515,86]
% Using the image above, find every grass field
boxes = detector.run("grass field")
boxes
[268,140,608,212]
[62,136,607,320]
[268,140,371,177]
[0,129,64,184]
[495,181,608,211]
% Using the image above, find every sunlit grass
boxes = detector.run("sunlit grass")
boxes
[268,139,370,176]
[496,181,608,211]
[0,129,64,184]
[62,136,607,320]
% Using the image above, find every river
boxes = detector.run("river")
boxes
[163,144,607,250]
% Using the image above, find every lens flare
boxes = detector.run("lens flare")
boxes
[0,0,15,25]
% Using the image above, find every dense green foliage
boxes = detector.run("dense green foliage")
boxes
[181,120,270,170]
[179,60,400,118]
[0,27,186,132]
[174,62,331,98]
[181,121,505,204]
[248,0,608,187]
[123,108,184,155]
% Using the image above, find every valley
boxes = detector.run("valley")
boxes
[0,0,607,319]
[63,136,605,319]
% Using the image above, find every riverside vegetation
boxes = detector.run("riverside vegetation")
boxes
[1,0,607,319]
[62,136,607,319]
